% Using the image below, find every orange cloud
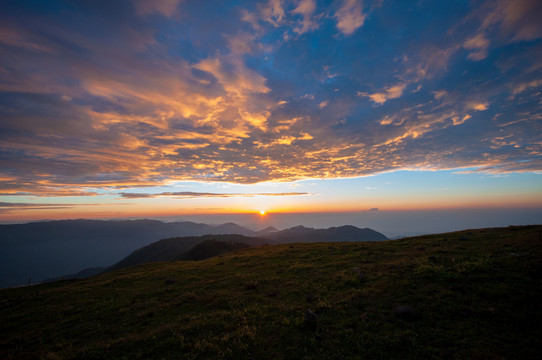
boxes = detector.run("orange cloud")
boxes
[464,33,490,61]
[292,0,318,34]
[335,0,366,35]
[363,83,407,105]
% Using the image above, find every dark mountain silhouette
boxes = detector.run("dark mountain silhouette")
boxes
[266,225,388,243]
[0,219,387,288]
[104,227,387,272]
[0,219,256,288]
[106,234,268,272]
[211,222,255,236]
[176,239,250,261]
[255,226,279,236]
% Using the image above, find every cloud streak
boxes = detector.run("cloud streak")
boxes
[0,202,101,213]
[118,191,311,199]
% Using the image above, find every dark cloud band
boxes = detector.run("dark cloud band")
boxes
[118,191,311,199]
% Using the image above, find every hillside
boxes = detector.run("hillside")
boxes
[176,239,250,261]
[1,225,541,359]
[106,234,269,272]
[44,267,106,283]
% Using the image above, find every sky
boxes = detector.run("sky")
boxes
[0,0,541,234]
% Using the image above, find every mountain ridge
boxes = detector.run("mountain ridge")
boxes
[0,219,258,287]
[106,225,386,274]
[267,224,388,243]
[0,219,387,287]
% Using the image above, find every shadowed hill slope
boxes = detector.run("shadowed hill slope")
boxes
[106,234,269,272]
[1,225,540,359]
[175,239,250,261]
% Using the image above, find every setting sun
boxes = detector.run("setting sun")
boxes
[260,210,266,215]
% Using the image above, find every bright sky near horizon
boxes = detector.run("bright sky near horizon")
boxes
[0,0,541,224]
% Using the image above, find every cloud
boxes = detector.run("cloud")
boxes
[462,0,542,62]
[0,26,55,54]
[193,56,270,95]
[257,131,314,147]
[480,0,542,42]
[261,0,285,26]
[511,79,542,96]
[335,0,367,35]
[0,180,103,197]
[362,83,407,104]
[466,101,489,111]
[118,191,311,199]
[0,202,100,213]
[452,114,471,126]
[134,0,182,17]
[433,90,447,100]
[241,9,261,32]
[406,45,460,81]
[464,33,490,61]
[292,0,319,34]
[379,114,405,126]
[226,32,257,55]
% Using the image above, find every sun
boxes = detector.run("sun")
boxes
[259,210,266,215]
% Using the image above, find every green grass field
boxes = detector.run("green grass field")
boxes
[1,225,541,359]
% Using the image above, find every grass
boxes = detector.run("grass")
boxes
[1,225,541,359]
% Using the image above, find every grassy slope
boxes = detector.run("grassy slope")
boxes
[176,240,250,261]
[105,234,267,273]
[1,226,541,360]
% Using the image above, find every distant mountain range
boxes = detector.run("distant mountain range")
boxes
[0,219,387,288]
[265,225,387,243]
